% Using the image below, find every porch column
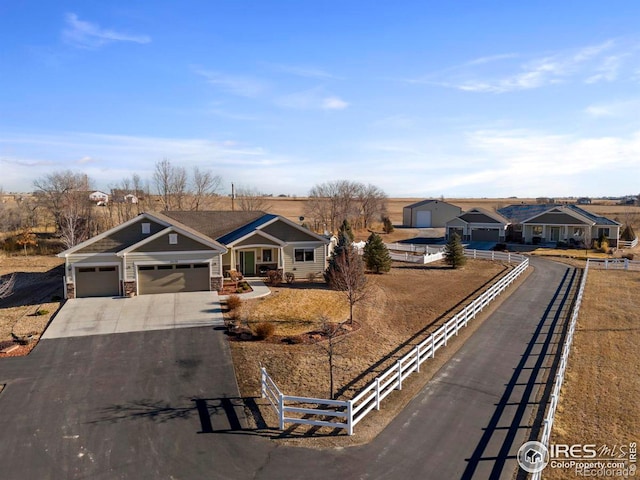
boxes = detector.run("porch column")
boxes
[278,247,284,269]
[230,248,236,271]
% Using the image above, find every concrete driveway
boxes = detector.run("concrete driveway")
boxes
[43,292,224,339]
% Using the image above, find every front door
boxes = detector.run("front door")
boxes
[549,227,560,242]
[239,251,255,276]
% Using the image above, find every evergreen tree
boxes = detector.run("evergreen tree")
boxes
[363,232,392,273]
[382,216,394,234]
[338,219,355,244]
[444,232,466,269]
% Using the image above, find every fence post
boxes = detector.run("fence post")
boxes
[492,251,495,260]
[261,368,266,398]
[375,378,381,410]
[347,400,354,436]
[415,345,421,372]
[278,393,285,430]
[397,360,403,390]
[508,252,511,263]
[625,258,629,270]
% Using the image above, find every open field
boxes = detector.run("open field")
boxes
[229,258,518,445]
[546,269,640,479]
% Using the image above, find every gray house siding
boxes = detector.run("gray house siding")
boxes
[75,219,165,254]
[261,220,319,242]
[283,244,326,278]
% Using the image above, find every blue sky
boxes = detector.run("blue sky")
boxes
[2,1,640,197]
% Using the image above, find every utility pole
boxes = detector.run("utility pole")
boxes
[231,183,235,211]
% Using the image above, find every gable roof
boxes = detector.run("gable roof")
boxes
[498,204,559,223]
[162,210,266,240]
[404,199,459,209]
[57,212,171,256]
[118,225,226,255]
[457,208,509,225]
[217,214,278,244]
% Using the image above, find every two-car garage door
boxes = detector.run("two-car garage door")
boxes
[471,228,500,242]
[137,263,210,295]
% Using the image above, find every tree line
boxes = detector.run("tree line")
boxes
[0,161,390,251]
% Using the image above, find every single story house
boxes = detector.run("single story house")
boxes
[58,211,330,298]
[497,204,620,246]
[522,205,620,246]
[402,200,462,228]
[89,191,109,203]
[445,208,509,242]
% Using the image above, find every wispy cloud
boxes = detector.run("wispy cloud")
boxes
[62,13,151,49]
[585,98,640,118]
[416,39,638,93]
[276,88,349,110]
[193,68,267,98]
[265,62,338,79]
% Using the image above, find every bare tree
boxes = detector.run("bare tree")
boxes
[153,159,187,211]
[306,180,387,232]
[325,245,369,325]
[191,167,222,211]
[358,183,388,229]
[236,187,271,212]
[33,171,95,248]
[317,316,348,399]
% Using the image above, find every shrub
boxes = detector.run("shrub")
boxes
[493,243,507,251]
[266,270,282,286]
[253,322,275,340]
[226,294,242,312]
[284,272,295,284]
[35,309,49,316]
[622,253,634,260]
[382,216,394,234]
[599,238,609,253]
[306,272,317,282]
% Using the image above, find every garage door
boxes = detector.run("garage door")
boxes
[471,228,500,242]
[137,263,210,295]
[416,210,432,228]
[449,228,464,239]
[75,266,120,298]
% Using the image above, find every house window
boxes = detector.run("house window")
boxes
[262,249,272,262]
[532,226,543,236]
[169,233,178,245]
[142,223,151,234]
[294,248,315,262]
[573,227,584,237]
[598,228,610,238]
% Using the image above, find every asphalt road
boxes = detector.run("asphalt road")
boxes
[0,257,578,480]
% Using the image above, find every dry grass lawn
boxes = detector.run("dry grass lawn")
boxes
[546,269,640,479]
[230,258,517,445]
[237,287,349,336]
[0,254,64,356]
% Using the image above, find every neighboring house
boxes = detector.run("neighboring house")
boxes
[402,200,462,228]
[498,204,621,246]
[89,191,109,203]
[111,189,143,204]
[576,197,591,205]
[445,208,509,242]
[59,211,330,298]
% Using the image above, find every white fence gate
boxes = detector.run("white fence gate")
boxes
[261,249,529,435]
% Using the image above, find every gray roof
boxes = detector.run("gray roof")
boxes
[161,210,266,240]
[498,204,619,226]
[404,199,458,209]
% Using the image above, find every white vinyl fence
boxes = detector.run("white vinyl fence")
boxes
[531,260,589,480]
[587,257,640,271]
[261,249,529,435]
[618,237,638,249]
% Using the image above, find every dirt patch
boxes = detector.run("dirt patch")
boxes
[230,258,528,446]
[0,255,64,357]
[545,269,640,479]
